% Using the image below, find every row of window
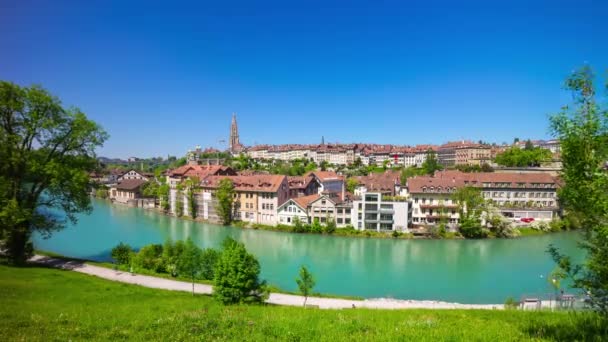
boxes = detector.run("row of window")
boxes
[261,203,274,210]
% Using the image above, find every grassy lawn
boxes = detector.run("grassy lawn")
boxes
[1,265,606,341]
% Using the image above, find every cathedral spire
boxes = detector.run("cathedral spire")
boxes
[229,113,241,153]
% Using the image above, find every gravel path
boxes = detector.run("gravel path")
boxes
[30,255,503,310]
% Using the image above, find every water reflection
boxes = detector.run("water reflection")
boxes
[32,199,583,303]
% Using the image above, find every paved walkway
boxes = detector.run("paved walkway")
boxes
[30,255,503,310]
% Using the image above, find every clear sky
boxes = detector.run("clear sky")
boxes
[1,0,606,158]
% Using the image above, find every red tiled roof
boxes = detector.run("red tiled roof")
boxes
[115,179,147,190]
[408,171,557,193]
[201,174,286,193]
[354,170,400,194]
[167,165,234,178]
[292,194,321,209]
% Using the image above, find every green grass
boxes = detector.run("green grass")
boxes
[518,227,547,237]
[1,265,607,341]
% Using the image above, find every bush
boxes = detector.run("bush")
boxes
[310,219,322,234]
[391,230,400,238]
[214,238,267,304]
[111,242,133,265]
[162,239,185,277]
[200,248,220,280]
[133,244,164,272]
[504,297,519,309]
[95,188,108,199]
[292,217,306,233]
[459,217,488,239]
[323,219,336,234]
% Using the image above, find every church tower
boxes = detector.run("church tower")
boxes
[229,113,241,153]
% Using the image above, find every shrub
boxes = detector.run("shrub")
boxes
[200,248,220,280]
[323,219,336,234]
[504,297,519,309]
[310,219,322,234]
[391,230,400,238]
[133,244,164,272]
[162,239,185,277]
[214,238,267,304]
[111,242,133,265]
[292,217,306,233]
[95,188,108,199]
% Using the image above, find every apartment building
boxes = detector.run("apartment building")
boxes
[353,170,401,196]
[407,171,559,227]
[287,175,320,198]
[351,192,410,232]
[306,171,344,194]
[197,174,289,225]
[307,193,352,227]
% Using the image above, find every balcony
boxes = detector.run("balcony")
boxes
[378,207,394,214]
[419,204,458,209]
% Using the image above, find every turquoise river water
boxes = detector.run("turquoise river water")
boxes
[33,199,583,304]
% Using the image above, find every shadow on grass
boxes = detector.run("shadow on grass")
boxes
[524,312,608,341]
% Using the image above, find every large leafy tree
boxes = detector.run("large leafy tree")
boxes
[0,82,107,264]
[548,65,608,316]
[494,146,552,167]
[452,186,487,238]
[213,237,267,304]
[215,178,235,225]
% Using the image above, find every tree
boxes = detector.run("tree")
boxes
[200,248,220,280]
[133,244,164,272]
[494,146,552,167]
[310,218,322,233]
[158,183,170,212]
[421,149,442,175]
[547,65,608,316]
[346,178,359,193]
[111,242,133,265]
[323,216,336,234]
[452,186,487,238]
[162,238,185,277]
[353,157,363,168]
[213,238,267,304]
[295,265,316,307]
[177,238,203,296]
[184,176,200,218]
[0,82,108,264]
[320,160,329,171]
[215,178,235,225]
[292,217,305,233]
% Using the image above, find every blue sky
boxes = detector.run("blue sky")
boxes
[1,0,606,158]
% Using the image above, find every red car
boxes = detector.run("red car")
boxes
[520,217,535,223]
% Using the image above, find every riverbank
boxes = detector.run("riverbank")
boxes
[2,264,605,341]
[30,254,502,309]
[104,198,566,241]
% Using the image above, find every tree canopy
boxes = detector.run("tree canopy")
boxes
[494,146,552,167]
[547,65,608,316]
[215,178,235,225]
[0,81,108,263]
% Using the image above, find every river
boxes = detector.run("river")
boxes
[33,199,583,304]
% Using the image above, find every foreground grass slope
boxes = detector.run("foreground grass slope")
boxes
[0,265,605,341]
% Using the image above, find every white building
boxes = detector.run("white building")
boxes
[351,192,410,232]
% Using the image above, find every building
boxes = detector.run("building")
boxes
[166,165,236,189]
[407,176,463,228]
[277,194,319,225]
[307,192,352,227]
[287,175,320,198]
[110,179,147,204]
[351,192,410,232]
[117,169,151,182]
[407,171,559,228]
[438,141,491,167]
[229,113,244,154]
[196,174,289,225]
[353,170,401,196]
[306,171,344,194]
